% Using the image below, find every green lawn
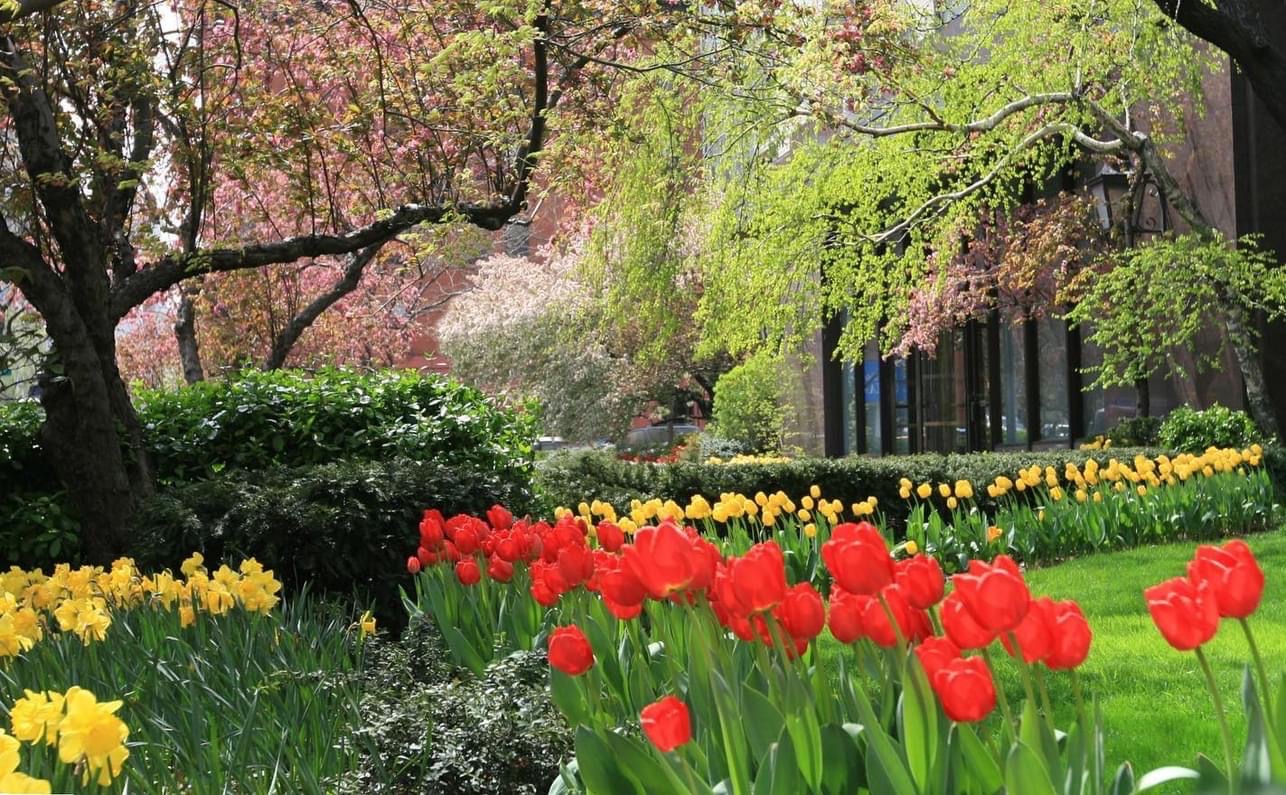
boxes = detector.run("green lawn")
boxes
[1008,529,1286,779]
[819,529,1286,785]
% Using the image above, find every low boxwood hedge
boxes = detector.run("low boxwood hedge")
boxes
[534,448,1176,529]
[130,456,541,621]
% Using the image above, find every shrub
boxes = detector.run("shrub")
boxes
[711,351,790,453]
[1105,416,1162,447]
[135,368,536,483]
[534,447,1167,531]
[1158,404,1265,452]
[350,618,572,794]
[130,457,541,620]
[693,428,752,461]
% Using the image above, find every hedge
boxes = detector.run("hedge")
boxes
[534,448,1176,529]
[127,456,540,622]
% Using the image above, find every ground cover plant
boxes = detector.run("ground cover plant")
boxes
[0,555,372,793]
[402,498,1284,794]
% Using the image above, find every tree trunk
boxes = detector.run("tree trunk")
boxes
[37,337,142,563]
[1218,291,1281,438]
[174,290,204,383]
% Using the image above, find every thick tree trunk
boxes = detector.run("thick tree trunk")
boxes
[37,338,142,563]
[174,291,204,383]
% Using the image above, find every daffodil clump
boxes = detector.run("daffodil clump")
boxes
[901,446,1274,568]
[1,685,131,789]
[0,553,282,659]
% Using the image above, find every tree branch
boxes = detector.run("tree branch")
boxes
[263,241,385,369]
[109,200,514,320]
[0,0,68,22]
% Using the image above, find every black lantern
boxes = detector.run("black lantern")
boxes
[1085,163,1169,236]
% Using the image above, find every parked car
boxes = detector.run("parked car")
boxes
[622,423,701,451]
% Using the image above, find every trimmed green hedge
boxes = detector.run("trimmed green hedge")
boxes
[534,448,1173,529]
[129,456,540,621]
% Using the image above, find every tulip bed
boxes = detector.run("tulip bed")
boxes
[403,499,1284,794]
[0,555,374,792]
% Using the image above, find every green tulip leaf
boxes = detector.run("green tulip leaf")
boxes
[1239,666,1275,788]
[850,678,918,795]
[1108,762,1135,795]
[1135,766,1199,792]
[1019,698,1062,785]
[602,729,699,795]
[575,727,642,795]
[1005,741,1057,795]
[743,686,785,762]
[550,669,589,726]
[819,722,866,795]
[752,727,799,795]
[899,655,940,793]
[953,723,1003,794]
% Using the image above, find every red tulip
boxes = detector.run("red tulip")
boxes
[822,522,894,595]
[487,555,514,583]
[730,541,788,613]
[859,585,913,648]
[595,521,625,553]
[776,582,825,641]
[419,509,445,546]
[932,656,996,723]
[548,625,595,676]
[406,555,421,575]
[604,598,643,620]
[1145,576,1220,650]
[1045,600,1092,670]
[914,635,961,682]
[416,546,436,567]
[952,555,1030,633]
[558,543,595,588]
[640,695,692,752]
[623,523,700,599]
[453,525,481,557]
[455,558,481,586]
[827,588,865,644]
[487,504,514,531]
[531,578,560,607]
[896,555,945,610]
[941,590,996,650]
[1187,540,1265,619]
[1001,596,1054,664]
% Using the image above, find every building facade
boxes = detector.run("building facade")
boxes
[791,57,1286,457]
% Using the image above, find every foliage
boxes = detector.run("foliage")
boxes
[535,448,1166,532]
[1158,405,1266,453]
[1105,417,1162,448]
[439,247,653,444]
[710,351,791,453]
[1064,235,1286,389]
[0,557,370,792]
[694,430,753,462]
[351,619,572,794]
[128,368,535,484]
[129,456,541,620]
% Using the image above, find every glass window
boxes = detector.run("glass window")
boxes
[893,357,910,454]
[863,341,882,454]
[1080,326,1136,436]
[918,329,968,453]
[841,360,857,455]
[999,314,1028,446]
[1038,316,1070,441]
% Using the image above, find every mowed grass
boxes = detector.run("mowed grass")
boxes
[816,529,1286,785]
[1006,529,1286,778]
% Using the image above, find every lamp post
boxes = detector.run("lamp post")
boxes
[1085,162,1171,419]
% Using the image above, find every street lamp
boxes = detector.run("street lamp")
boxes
[1084,162,1169,236]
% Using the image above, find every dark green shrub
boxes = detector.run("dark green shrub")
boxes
[1105,416,1162,447]
[129,457,540,620]
[534,448,1167,531]
[349,618,571,794]
[1157,405,1265,452]
[135,368,536,484]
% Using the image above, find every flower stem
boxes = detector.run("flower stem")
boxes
[1070,669,1088,732]
[1239,617,1273,719]
[1195,645,1237,791]
[981,646,1017,740]
[1007,632,1053,733]
[1034,665,1057,730]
